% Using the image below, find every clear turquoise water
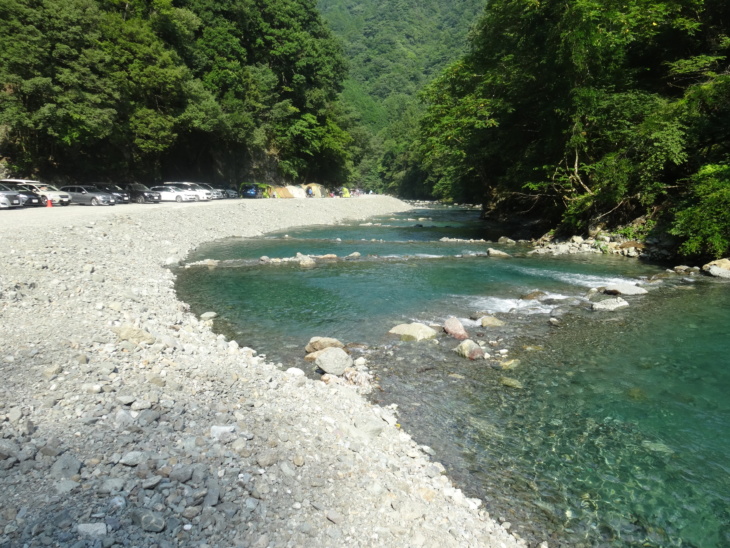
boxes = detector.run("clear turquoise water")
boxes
[175,206,730,547]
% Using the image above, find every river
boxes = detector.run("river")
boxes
[175,204,730,547]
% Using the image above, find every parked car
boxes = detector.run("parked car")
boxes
[221,187,239,199]
[119,183,162,204]
[0,182,41,207]
[1,179,71,206]
[0,184,22,209]
[92,183,130,204]
[149,185,197,202]
[240,184,261,198]
[197,183,225,199]
[59,185,116,206]
[163,182,212,201]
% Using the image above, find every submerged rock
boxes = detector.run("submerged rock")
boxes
[499,376,523,389]
[389,323,438,341]
[443,316,469,340]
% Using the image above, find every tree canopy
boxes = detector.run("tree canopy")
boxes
[0,0,353,184]
[413,0,730,257]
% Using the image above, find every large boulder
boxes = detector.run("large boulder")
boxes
[703,258,730,279]
[314,347,353,376]
[454,340,484,360]
[305,336,344,353]
[443,317,469,340]
[592,297,629,311]
[389,323,438,341]
[603,283,648,295]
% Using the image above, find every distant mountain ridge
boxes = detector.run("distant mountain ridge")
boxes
[317,0,485,132]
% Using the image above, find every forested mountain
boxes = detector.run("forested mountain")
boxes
[412,0,730,258]
[0,0,354,185]
[317,0,484,188]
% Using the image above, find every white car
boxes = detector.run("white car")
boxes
[162,182,212,201]
[197,183,225,199]
[150,186,197,202]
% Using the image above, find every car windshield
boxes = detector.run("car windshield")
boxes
[0,184,12,191]
[129,184,150,191]
[38,185,61,191]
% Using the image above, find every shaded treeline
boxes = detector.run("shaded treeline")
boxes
[0,0,355,185]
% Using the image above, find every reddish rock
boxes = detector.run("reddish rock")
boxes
[443,316,469,340]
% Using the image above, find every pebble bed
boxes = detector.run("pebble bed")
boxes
[0,198,528,548]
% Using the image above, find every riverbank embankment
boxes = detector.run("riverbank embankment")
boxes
[0,198,528,548]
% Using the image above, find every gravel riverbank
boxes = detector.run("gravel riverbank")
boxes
[0,198,526,548]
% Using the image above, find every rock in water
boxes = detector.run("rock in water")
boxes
[454,340,484,360]
[389,323,438,341]
[443,316,469,340]
[480,315,505,327]
[592,297,629,311]
[499,376,523,389]
[305,336,344,353]
[603,283,648,295]
[315,347,353,376]
[487,248,512,258]
[703,258,730,278]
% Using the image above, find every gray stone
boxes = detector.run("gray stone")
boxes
[50,453,82,479]
[314,347,353,376]
[168,465,193,483]
[119,451,147,466]
[200,311,217,320]
[77,523,107,537]
[132,509,166,532]
[0,439,20,459]
[388,323,438,342]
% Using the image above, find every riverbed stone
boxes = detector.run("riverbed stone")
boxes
[454,340,484,360]
[487,248,512,258]
[703,258,730,278]
[389,323,438,341]
[480,316,505,327]
[592,297,629,311]
[314,347,353,376]
[603,283,648,295]
[443,317,469,340]
[305,336,344,353]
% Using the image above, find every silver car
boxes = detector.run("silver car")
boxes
[0,186,22,209]
[59,185,116,206]
[0,183,35,207]
[1,179,71,206]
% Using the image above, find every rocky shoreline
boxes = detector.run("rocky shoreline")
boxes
[0,198,527,548]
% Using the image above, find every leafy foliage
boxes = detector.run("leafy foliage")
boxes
[413,0,730,256]
[0,0,353,184]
